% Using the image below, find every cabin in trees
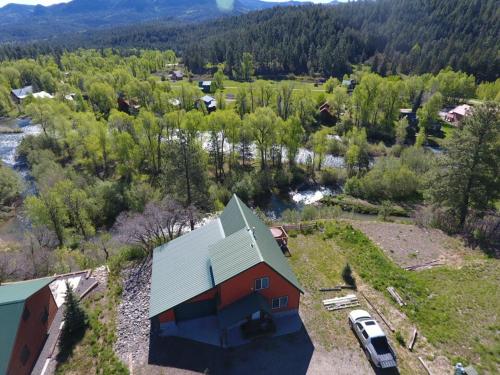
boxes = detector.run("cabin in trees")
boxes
[118,95,141,115]
[170,70,184,81]
[11,86,53,104]
[446,104,472,124]
[11,86,33,104]
[319,102,335,124]
[0,277,57,375]
[199,95,217,113]
[149,195,303,348]
[342,79,357,91]
[199,80,213,93]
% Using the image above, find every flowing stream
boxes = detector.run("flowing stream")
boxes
[0,118,41,240]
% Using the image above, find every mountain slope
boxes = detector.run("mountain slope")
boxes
[50,0,498,82]
[0,0,311,42]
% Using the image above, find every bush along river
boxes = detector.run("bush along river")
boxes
[0,117,41,241]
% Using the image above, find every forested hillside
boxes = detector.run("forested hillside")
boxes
[2,0,497,81]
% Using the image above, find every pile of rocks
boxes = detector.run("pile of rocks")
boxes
[92,265,108,290]
[114,261,152,366]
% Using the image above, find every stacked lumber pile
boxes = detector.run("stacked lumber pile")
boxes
[323,294,359,311]
[404,259,444,271]
[387,286,406,306]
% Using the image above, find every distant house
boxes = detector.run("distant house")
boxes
[199,80,213,93]
[319,102,335,124]
[0,277,57,375]
[342,79,356,91]
[170,70,184,81]
[10,86,33,104]
[199,95,217,113]
[32,91,53,100]
[446,104,472,123]
[117,96,140,115]
[149,195,303,348]
[168,98,181,107]
[399,108,417,126]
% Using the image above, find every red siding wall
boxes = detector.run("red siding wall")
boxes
[218,262,300,312]
[7,286,57,375]
[156,263,300,322]
[158,309,175,323]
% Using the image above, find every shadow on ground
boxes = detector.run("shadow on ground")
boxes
[148,324,314,375]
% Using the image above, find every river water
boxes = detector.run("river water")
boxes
[0,118,41,241]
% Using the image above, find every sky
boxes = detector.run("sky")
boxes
[0,0,347,8]
[0,0,70,6]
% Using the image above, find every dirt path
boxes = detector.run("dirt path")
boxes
[350,221,468,268]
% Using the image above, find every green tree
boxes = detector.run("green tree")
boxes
[395,117,408,145]
[25,190,69,246]
[58,281,87,360]
[246,107,277,170]
[284,116,304,167]
[0,163,22,207]
[88,82,116,118]
[324,77,340,93]
[240,52,254,82]
[213,67,226,90]
[417,92,443,131]
[428,104,500,229]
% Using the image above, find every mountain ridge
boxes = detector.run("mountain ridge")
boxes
[0,0,332,42]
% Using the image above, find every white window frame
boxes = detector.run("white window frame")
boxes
[254,277,269,290]
[271,296,288,309]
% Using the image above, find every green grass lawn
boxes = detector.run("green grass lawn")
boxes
[288,222,499,373]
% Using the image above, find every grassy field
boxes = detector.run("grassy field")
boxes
[287,221,499,374]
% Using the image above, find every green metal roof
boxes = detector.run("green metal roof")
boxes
[218,195,303,292]
[218,292,271,329]
[149,220,224,318]
[208,227,262,285]
[0,277,54,375]
[149,195,302,319]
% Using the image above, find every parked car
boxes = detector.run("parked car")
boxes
[348,309,397,369]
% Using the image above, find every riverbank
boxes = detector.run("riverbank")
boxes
[0,125,22,134]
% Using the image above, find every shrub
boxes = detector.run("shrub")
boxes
[301,205,318,221]
[281,209,301,224]
[395,331,406,347]
[319,168,346,187]
[341,263,357,288]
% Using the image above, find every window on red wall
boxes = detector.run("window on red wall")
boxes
[20,345,30,366]
[272,296,288,309]
[255,277,269,290]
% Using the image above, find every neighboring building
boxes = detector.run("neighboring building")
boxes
[0,277,57,375]
[149,195,303,347]
[319,102,335,124]
[11,86,54,103]
[170,70,184,81]
[199,80,213,93]
[199,95,217,113]
[10,86,33,104]
[342,79,356,91]
[446,104,472,123]
[32,91,53,100]
[117,96,140,115]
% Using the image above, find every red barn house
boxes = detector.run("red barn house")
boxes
[149,195,303,347]
[0,277,57,375]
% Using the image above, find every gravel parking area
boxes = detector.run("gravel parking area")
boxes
[350,221,467,268]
